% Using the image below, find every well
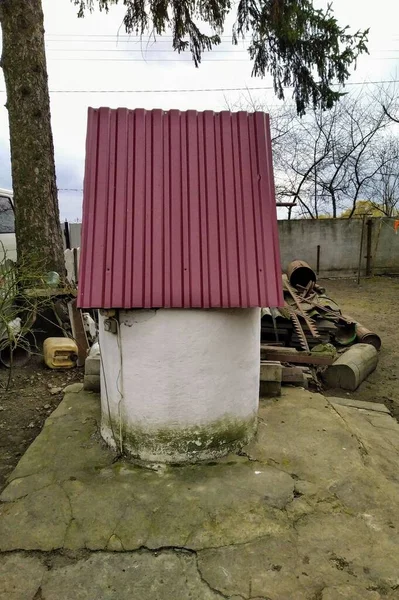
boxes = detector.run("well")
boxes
[78,108,283,464]
[99,308,260,463]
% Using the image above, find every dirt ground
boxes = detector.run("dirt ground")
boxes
[320,276,399,419]
[0,356,83,491]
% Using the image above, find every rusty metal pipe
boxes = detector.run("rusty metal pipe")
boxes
[0,344,31,368]
[342,314,381,351]
[356,324,381,351]
[287,260,316,288]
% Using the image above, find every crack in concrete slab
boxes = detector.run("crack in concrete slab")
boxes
[105,533,125,551]
[239,448,305,484]
[59,483,76,547]
[143,487,178,547]
[366,418,399,433]
[32,587,43,599]
[362,418,399,453]
[237,450,259,463]
[3,545,396,600]
[0,481,55,503]
[105,501,132,550]
[3,387,399,598]
[4,469,54,484]
[194,552,244,600]
[324,398,370,464]
[195,551,274,600]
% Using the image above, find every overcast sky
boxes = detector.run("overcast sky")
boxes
[0,0,398,220]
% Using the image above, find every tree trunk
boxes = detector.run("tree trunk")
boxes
[0,0,65,275]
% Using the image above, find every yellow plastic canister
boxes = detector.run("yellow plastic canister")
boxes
[43,337,79,369]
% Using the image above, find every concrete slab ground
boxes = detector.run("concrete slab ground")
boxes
[1,385,399,599]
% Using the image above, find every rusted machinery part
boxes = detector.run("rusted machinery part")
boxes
[283,280,320,339]
[342,315,382,351]
[304,299,354,326]
[287,260,317,288]
[356,326,382,351]
[299,280,315,299]
[289,309,310,352]
[334,322,357,346]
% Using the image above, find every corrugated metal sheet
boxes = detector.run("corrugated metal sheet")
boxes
[78,108,283,309]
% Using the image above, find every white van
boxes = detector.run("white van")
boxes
[0,188,16,262]
[0,189,81,266]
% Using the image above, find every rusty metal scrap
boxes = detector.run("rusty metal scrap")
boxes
[262,261,381,362]
[283,280,320,339]
[287,260,316,289]
[289,309,309,352]
[342,315,382,351]
[300,280,314,299]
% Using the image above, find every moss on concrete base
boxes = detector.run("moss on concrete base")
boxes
[101,413,258,464]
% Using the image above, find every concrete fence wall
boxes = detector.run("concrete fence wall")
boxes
[278,218,399,278]
[64,248,80,284]
[66,217,399,280]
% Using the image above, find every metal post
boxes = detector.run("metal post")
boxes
[366,219,373,276]
[316,245,320,276]
[64,220,71,250]
[357,215,366,285]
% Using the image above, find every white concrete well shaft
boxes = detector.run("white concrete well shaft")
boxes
[99,308,260,463]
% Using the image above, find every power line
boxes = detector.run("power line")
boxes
[41,33,399,45]
[46,48,250,53]
[43,48,399,60]
[45,34,241,39]
[45,56,399,63]
[44,40,399,50]
[44,38,250,44]
[48,57,250,62]
[0,79,397,94]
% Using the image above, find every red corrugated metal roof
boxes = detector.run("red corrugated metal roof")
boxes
[78,108,283,309]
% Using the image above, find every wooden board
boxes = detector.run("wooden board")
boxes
[282,366,308,383]
[261,345,334,366]
[68,299,89,367]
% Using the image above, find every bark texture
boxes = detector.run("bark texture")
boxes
[0,0,65,275]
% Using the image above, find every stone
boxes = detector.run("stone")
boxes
[296,511,399,590]
[0,484,71,551]
[1,386,399,597]
[50,387,63,395]
[41,552,220,600]
[282,365,308,386]
[321,585,383,599]
[0,554,46,600]
[198,535,308,599]
[260,380,282,397]
[0,389,295,553]
[83,374,100,392]
[259,361,282,397]
[63,383,84,393]
[245,389,365,484]
[260,361,282,382]
[84,355,100,377]
[329,396,390,414]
